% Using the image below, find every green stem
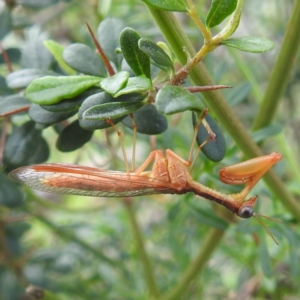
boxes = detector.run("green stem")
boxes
[146,8,300,216]
[160,228,225,300]
[123,199,159,298]
[213,0,244,41]
[226,50,300,184]
[187,0,211,41]
[252,0,300,130]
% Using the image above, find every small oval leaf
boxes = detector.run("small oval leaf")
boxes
[0,48,21,64]
[0,75,13,95]
[221,37,274,53]
[56,120,93,152]
[0,173,23,208]
[4,121,49,170]
[41,87,101,113]
[193,113,226,162]
[100,71,129,95]
[113,76,151,98]
[97,18,125,70]
[122,104,168,135]
[120,28,151,78]
[29,104,76,125]
[78,92,125,130]
[140,0,188,12]
[26,75,102,105]
[206,0,238,29]
[43,40,76,75]
[83,101,144,120]
[0,95,30,117]
[6,69,58,89]
[138,38,174,70]
[21,28,53,70]
[156,85,203,114]
[63,43,106,76]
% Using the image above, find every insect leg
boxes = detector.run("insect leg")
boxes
[105,118,130,174]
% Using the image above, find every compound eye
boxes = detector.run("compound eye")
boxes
[238,206,253,219]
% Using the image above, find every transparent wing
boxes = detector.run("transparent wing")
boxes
[9,163,178,197]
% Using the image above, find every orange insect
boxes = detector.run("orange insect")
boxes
[9,111,282,241]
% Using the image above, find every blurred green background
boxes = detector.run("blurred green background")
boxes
[0,0,299,299]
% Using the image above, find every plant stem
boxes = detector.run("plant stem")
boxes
[252,0,300,130]
[160,228,225,300]
[213,0,244,41]
[226,49,300,185]
[123,199,159,298]
[146,9,300,218]
[187,0,211,41]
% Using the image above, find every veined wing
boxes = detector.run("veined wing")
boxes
[9,163,179,197]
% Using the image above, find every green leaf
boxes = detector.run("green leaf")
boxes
[0,75,13,95]
[221,37,274,53]
[251,124,282,143]
[63,43,106,76]
[258,235,273,277]
[78,92,125,130]
[114,92,146,103]
[21,27,53,70]
[206,0,238,29]
[138,38,174,70]
[56,120,93,152]
[0,95,31,117]
[4,121,49,169]
[113,76,151,97]
[0,48,21,64]
[0,173,23,208]
[225,81,251,106]
[83,101,144,120]
[122,104,168,135]
[157,42,174,63]
[29,104,76,125]
[120,28,151,78]
[26,76,102,105]
[43,40,76,75]
[41,87,101,112]
[6,69,58,89]
[193,113,226,162]
[156,85,203,114]
[140,0,188,12]
[100,71,129,95]
[97,18,125,70]
[0,6,12,40]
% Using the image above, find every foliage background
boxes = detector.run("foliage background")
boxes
[0,0,300,299]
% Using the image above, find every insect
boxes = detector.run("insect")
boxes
[9,110,282,242]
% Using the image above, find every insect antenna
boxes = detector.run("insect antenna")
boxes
[252,213,281,245]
